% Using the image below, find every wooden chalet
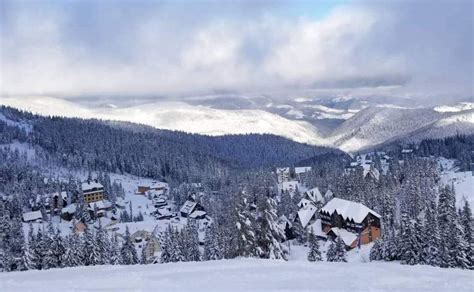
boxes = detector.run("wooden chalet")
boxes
[320,197,381,249]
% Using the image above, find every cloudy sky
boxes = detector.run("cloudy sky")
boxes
[0,0,472,101]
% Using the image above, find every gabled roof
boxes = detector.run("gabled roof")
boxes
[61,203,77,214]
[329,227,358,246]
[89,199,112,210]
[180,200,197,215]
[297,204,318,228]
[321,197,381,223]
[305,187,323,203]
[82,181,104,192]
[22,210,42,222]
[308,219,327,238]
[297,198,313,208]
[189,210,207,219]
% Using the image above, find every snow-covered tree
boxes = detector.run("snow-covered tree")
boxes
[307,228,322,262]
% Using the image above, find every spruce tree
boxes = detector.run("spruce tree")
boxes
[255,196,287,260]
[307,228,322,262]
[184,219,201,262]
[120,225,138,265]
[370,239,384,261]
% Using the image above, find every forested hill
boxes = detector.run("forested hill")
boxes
[0,106,347,182]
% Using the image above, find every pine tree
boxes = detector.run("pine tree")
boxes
[334,237,347,262]
[83,227,100,266]
[234,192,258,257]
[423,201,441,266]
[460,201,473,269]
[203,223,222,261]
[370,239,384,261]
[326,240,336,262]
[184,219,201,262]
[400,211,420,265]
[95,222,111,265]
[160,226,172,263]
[63,234,82,268]
[110,233,122,265]
[438,185,457,268]
[307,228,322,262]
[256,196,287,260]
[120,225,138,265]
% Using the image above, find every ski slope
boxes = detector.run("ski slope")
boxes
[1,259,472,292]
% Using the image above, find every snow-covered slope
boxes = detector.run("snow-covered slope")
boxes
[330,107,443,152]
[1,259,472,292]
[0,96,327,146]
[1,96,473,152]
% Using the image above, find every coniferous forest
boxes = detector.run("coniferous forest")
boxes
[0,106,473,274]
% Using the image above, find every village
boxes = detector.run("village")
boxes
[12,150,409,265]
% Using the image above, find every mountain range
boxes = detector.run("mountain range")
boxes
[1,95,473,152]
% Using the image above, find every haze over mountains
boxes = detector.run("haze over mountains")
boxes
[2,95,473,152]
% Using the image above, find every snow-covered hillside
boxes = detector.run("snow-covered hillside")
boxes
[1,96,473,152]
[0,96,327,146]
[1,259,472,292]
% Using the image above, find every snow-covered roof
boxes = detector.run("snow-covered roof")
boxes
[297,204,318,228]
[22,210,42,222]
[180,200,197,215]
[350,162,359,167]
[324,189,333,200]
[276,167,290,173]
[402,149,413,153]
[189,210,207,219]
[89,199,112,210]
[295,166,312,174]
[82,181,104,192]
[321,198,381,223]
[148,189,165,197]
[330,227,358,246]
[308,219,327,238]
[61,203,77,214]
[150,181,168,189]
[305,187,323,202]
[297,198,313,208]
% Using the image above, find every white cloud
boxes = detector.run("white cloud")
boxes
[0,1,471,99]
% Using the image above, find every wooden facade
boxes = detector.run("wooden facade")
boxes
[320,207,381,248]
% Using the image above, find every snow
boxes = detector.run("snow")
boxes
[297,203,318,228]
[22,210,43,222]
[321,198,381,223]
[3,96,472,152]
[88,199,112,210]
[329,227,358,246]
[307,219,327,239]
[61,203,76,214]
[180,200,197,215]
[294,166,311,174]
[440,170,474,208]
[305,187,323,202]
[81,181,104,191]
[0,141,36,161]
[434,102,474,113]
[189,210,207,219]
[0,96,328,146]
[1,259,472,292]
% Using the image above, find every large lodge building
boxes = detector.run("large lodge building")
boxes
[320,197,381,248]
